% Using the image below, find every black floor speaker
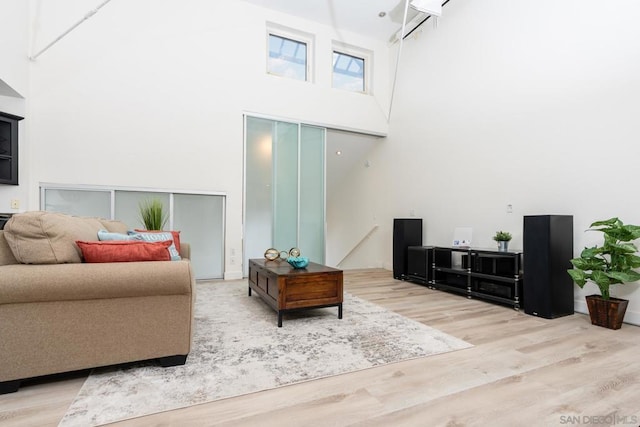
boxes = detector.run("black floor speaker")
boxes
[393,218,423,279]
[523,215,574,318]
[406,246,433,284]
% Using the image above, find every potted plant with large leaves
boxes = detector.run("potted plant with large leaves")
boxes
[567,217,640,329]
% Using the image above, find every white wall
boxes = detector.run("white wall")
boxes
[15,0,640,323]
[326,138,386,269]
[25,0,391,279]
[338,0,640,324]
[0,0,29,213]
[0,0,28,97]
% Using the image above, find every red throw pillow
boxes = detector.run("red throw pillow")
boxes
[134,229,181,253]
[76,240,172,263]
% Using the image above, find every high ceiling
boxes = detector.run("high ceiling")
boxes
[241,0,422,42]
[240,1,397,195]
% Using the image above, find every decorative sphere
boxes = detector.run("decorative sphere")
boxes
[289,247,301,258]
[264,248,279,261]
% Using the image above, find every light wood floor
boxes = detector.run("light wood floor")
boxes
[1,269,639,426]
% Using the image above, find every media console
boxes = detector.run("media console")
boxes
[406,246,523,310]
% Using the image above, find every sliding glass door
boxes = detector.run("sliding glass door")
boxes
[273,121,299,252]
[298,125,325,264]
[245,116,326,274]
[41,188,111,218]
[114,191,171,229]
[245,117,274,268]
[173,193,224,279]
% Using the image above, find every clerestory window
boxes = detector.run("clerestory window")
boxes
[332,51,365,92]
[268,34,308,81]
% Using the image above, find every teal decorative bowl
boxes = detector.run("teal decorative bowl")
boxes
[287,256,309,269]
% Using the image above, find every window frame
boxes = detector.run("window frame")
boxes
[332,42,372,94]
[266,23,315,83]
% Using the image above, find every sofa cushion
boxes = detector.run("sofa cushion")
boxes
[129,231,181,261]
[3,212,105,264]
[134,229,181,253]
[77,240,172,263]
[97,229,143,241]
[98,219,129,234]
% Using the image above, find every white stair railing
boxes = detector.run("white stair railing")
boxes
[336,225,379,267]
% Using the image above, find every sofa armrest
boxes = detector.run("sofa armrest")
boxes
[180,242,190,260]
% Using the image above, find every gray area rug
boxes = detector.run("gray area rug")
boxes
[59,280,472,426]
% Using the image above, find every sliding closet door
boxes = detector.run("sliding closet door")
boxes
[244,116,326,274]
[42,189,111,218]
[245,117,274,266]
[115,191,224,279]
[272,121,299,252]
[41,186,224,280]
[114,191,170,230]
[173,194,224,279]
[299,125,325,264]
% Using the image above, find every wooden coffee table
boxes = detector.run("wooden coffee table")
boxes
[248,258,343,327]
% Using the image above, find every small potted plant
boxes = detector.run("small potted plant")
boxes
[567,217,640,329]
[493,231,512,252]
[138,198,168,231]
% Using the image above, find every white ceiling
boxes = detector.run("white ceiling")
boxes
[241,0,422,42]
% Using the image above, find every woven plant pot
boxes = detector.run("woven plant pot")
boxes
[585,295,629,330]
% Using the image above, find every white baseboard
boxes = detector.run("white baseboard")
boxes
[574,299,639,327]
[223,270,243,280]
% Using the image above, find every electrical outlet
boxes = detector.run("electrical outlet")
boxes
[230,257,236,265]
[506,204,513,214]
[10,199,20,209]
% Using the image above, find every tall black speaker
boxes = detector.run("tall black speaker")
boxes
[523,215,574,318]
[393,218,423,279]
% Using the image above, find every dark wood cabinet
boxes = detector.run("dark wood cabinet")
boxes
[431,247,523,310]
[0,112,24,185]
[248,259,343,327]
